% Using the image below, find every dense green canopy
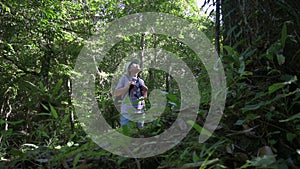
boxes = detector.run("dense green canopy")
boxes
[1,0,299,168]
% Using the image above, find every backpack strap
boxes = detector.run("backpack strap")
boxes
[137,78,144,97]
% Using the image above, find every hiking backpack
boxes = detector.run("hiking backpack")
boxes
[114,76,146,111]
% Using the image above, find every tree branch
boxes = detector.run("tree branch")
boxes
[2,55,39,76]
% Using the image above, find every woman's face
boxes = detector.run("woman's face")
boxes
[128,63,140,74]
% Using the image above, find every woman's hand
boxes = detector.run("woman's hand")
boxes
[141,85,148,98]
[129,81,136,87]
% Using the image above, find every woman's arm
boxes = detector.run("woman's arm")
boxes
[114,83,130,96]
[114,81,135,97]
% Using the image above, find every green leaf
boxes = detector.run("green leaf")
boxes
[187,120,214,138]
[242,71,253,76]
[50,104,58,119]
[280,74,295,81]
[248,155,276,167]
[41,103,49,111]
[261,53,274,61]
[226,25,237,36]
[281,22,287,47]
[242,101,266,112]
[192,151,200,162]
[267,42,281,55]
[38,81,47,93]
[24,80,44,93]
[52,79,63,97]
[223,45,234,55]
[9,149,24,157]
[268,83,285,94]
[276,53,285,65]
[121,125,129,135]
[62,114,69,125]
[4,5,11,13]
[286,133,296,142]
[0,120,5,125]
[34,113,51,116]
[117,157,127,166]
[234,119,244,126]
[67,141,74,147]
[166,94,179,105]
[180,148,190,160]
[248,92,267,103]
[7,120,24,125]
[235,115,258,125]
[0,120,24,125]
[279,112,300,122]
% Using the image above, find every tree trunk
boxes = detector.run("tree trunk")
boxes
[215,0,221,56]
[222,0,300,75]
[139,32,146,78]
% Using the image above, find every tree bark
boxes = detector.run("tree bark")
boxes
[215,0,221,56]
